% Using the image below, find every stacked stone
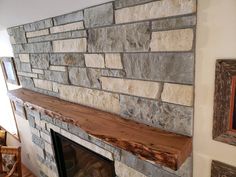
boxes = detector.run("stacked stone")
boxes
[8,0,196,176]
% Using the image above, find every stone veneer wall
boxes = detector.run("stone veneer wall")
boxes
[8,0,196,176]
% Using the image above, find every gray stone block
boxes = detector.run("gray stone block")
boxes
[68,124,89,140]
[44,70,69,84]
[120,150,179,177]
[7,26,27,44]
[123,53,194,84]
[88,22,151,52]
[24,19,53,32]
[84,3,114,28]
[28,30,87,43]
[49,53,85,67]
[27,114,36,128]
[101,69,126,78]
[12,42,52,53]
[53,11,83,26]
[32,134,45,149]
[152,15,197,31]
[69,67,101,89]
[120,95,193,136]
[39,170,49,177]
[18,76,35,90]
[20,63,31,72]
[115,0,154,9]
[30,54,50,69]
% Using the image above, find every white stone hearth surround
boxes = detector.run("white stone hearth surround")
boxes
[26,108,192,177]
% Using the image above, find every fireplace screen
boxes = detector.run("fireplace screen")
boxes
[51,130,116,177]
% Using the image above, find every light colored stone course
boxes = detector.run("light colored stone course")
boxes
[105,54,123,69]
[41,131,52,144]
[85,54,105,68]
[115,161,147,177]
[101,77,162,99]
[32,69,44,74]
[49,66,67,72]
[17,72,37,78]
[26,29,49,38]
[34,79,53,91]
[53,38,87,52]
[19,54,30,62]
[58,85,120,114]
[150,29,194,51]
[115,0,196,24]
[50,21,84,34]
[162,83,193,106]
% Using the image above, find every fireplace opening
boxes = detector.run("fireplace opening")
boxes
[51,130,116,177]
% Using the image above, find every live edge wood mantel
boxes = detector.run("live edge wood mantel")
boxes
[8,88,192,170]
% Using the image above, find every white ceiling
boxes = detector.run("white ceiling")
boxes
[0,0,112,30]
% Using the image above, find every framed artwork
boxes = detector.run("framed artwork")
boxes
[211,160,236,177]
[213,60,236,146]
[0,57,19,85]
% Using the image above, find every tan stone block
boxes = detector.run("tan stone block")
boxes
[115,0,196,24]
[150,29,194,51]
[26,29,49,38]
[40,131,51,143]
[17,72,37,78]
[105,54,123,69]
[34,79,53,91]
[47,123,60,133]
[50,21,84,34]
[53,38,87,52]
[49,66,67,72]
[115,161,147,177]
[52,83,59,93]
[58,85,120,114]
[85,54,105,68]
[162,83,193,106]
[32,69,44,74]
[19,54,30,62]
[45,142,54,155]
[101,77,162,99]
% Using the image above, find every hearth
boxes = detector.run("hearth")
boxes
[51,130,116,177]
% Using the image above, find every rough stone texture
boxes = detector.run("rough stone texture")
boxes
[85,54,105,68]
[58,85,120,114]
[101,69,126,78]
[32,69,44,74]
[115,0,154,9]
[150,29,194,51]
[152,15,197,31]
[162,83,193,106]
[115,161,147,177]
[53,11,83,25]
[30,54,49,69]
[101,77,162,99]
[50,21,84,34]
[12,42,52,53]
[26,29,49,38]
[18,76,34,90]
[44,70,69,84]
[105,54,123,69]
[49,53,85,67]
[7,26,27,44]
[115,0,196,24]
[84,3,114,28]
[123,53,194,84]
[28,30,87,43]
[88,22,151,52]
[120,95,193,136]
[17,72,37,78]
[53,38,87,52]
[19,54,30,62]
[49,66,67,72]
[69,67,101,89]
[32,134,45,149]
[34,79,53,91]
[24,19,53,32]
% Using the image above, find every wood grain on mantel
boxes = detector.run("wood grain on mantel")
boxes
[8,88,192,170]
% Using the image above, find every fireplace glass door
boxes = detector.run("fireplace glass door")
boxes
[51,130,116,177]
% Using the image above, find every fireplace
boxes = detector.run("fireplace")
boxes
[51,130,116,177]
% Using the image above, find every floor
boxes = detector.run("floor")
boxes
[22,164,36,177]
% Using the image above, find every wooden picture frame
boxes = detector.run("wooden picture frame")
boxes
[0,57,19,85]
[211,160,236,177]
[213,60,236,146]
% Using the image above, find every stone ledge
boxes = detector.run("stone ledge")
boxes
[8,88,192,170]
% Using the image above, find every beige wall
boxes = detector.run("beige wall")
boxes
[7,114,39,176]
[194,0,236,176]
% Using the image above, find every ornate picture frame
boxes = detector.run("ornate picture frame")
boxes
[213,60,236,146]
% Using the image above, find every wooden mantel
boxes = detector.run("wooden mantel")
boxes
[8,88,192,170]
